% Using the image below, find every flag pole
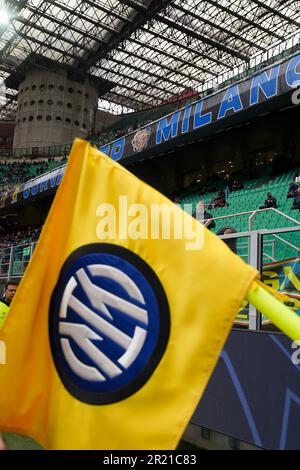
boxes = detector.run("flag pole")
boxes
[246,281,300,341]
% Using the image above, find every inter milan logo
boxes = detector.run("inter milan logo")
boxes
[49,244,170,404]
[131,126,151,152]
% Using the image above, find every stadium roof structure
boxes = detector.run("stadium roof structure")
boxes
[0,0,300,119]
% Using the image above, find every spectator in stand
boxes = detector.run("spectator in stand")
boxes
[259,192,277,210]
[287,181,299,198]
[231,180,244,192]
[216,226,237,254]
[291,188,300,210]
[0,160,58,185]
[0,225,42,249]
[294,173,300,184]
[209,190,229,209]
[193,201,215,230]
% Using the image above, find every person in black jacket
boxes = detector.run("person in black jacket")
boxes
[287,181,298,198]
[259,192,277,209]
[193,201,216,230]
[216,226,237,253]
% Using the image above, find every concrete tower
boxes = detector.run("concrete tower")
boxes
[13,67,99,150]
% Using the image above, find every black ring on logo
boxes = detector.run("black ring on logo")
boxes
[49,243,170,405]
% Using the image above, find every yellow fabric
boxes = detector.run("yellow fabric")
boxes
[0,301,9,330]
[0,139,258,450]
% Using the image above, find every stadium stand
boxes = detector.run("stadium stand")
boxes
[180,169,300,260]
[0,225,41,248]
[0,158,66,189]
[0,164,299,259]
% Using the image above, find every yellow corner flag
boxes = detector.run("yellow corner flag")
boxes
[0,139,257,449]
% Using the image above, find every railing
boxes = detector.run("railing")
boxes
[228,229,300,263]
[0,241,36,281]
[202,207,300,231]
[248,208,300,231]
[200,32,300,94]
[238,239,277,262]
[219,226,300,330]
[95,40,300,149]
[98,32,300,117]
[272,234,299,253]
[0,143,71,159]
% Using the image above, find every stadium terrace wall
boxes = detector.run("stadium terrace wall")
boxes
[1,52,300,210]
